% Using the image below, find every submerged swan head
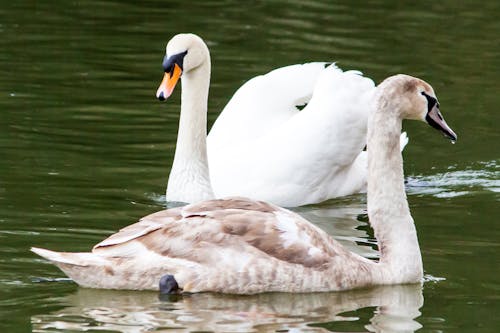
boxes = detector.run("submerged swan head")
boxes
[375,74,457,141]
[156,33,210,101]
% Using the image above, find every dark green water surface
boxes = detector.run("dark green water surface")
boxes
[1,1,499,332]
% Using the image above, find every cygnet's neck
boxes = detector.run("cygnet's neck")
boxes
[367,96,423,284]
[167,61,215,203]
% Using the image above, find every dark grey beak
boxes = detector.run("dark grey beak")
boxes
[425,105,457,142]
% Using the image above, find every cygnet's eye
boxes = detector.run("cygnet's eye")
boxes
[421,91,438,112]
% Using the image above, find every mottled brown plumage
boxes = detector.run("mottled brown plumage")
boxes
[95,197,352,271]
[32,197,376,293]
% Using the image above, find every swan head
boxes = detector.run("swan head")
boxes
[156,33,210,101]
[377,74,457,142]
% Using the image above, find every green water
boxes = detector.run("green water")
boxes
[1,1,499,332]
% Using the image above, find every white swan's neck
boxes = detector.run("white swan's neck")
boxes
[167,60,215,203]
[177,64,210,157]
[367,97,423,284]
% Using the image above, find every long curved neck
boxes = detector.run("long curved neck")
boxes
[367,96,422,284]
[177,63,210,157]
[167,59,215,203]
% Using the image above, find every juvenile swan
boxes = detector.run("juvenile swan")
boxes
[155,33,408,206]
[31,73,457,294]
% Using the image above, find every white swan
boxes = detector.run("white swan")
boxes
[31,71,457,294]
[155,34,214,204]
[156,33,408,206]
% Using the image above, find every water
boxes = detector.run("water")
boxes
[1,0,499,332]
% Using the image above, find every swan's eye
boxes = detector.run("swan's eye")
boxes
[162,50,188,74]
[162,57,175,74]
[421,91,438,112]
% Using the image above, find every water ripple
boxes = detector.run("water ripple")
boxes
[406,160,499,198]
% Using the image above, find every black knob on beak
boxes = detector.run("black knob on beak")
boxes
[158,91,165,101]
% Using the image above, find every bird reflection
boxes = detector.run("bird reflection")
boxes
[32,283,423,332]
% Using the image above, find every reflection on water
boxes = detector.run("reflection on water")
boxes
[294,197,379,259]
[406,160,499,198]
[32,284,423,333]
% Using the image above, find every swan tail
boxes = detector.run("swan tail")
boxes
[31,247,127,289]
[31,247,107,266]
[31,247,175,290]
[400,132,409,152]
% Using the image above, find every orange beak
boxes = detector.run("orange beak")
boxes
[156,63,182,101]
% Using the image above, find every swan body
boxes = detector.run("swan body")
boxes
[157,34,408,206]
[208,63,378,206]
[31,64,457,293]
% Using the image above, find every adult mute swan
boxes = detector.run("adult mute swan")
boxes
[156,33,408,206]
[31,73,457,294]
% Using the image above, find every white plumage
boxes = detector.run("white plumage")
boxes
[158,33,408,206]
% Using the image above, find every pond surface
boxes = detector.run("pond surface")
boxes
[1,0,499,332]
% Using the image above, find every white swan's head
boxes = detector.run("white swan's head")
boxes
[156,33,210,101]
[377,74,457,141]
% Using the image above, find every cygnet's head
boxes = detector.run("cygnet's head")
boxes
[376,74,457,141]
[156,33,209,101]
